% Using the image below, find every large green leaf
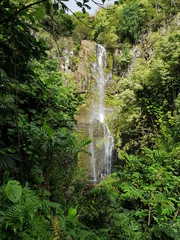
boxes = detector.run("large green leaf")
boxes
[5,180,22,203]
[68,207,77,218]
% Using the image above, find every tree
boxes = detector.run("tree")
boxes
[0,0,47,184]
[117,0,151,44]
[93,6,119,51]
[0,0,108,25]
[0,0,81,190]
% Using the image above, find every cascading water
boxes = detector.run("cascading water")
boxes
[89,44,114,182]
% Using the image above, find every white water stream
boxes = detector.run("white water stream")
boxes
[89,44,114,182]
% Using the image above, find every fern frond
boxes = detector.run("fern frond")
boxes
[4,204,24,231]
[42,200,64,215]
[0,153,16,171]
[52,216,62,240]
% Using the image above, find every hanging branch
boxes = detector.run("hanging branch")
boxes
[0,0,116,25]
[91,0,104,6]
[173,208,179,220]
[58,1,92,29]
[91,0,117,11]
[49,6,62,57]
[0,0,46,25]
[148,204,152,226]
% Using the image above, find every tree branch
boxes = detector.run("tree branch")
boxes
[173,208,179,220]
[91,0,104,6]
[91,0,116,11]
[62,3,91,29]
[148,204,152,226]
[0,0,46,25]
[0,0,116,26]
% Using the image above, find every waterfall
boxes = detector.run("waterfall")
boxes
[89,44,114,182]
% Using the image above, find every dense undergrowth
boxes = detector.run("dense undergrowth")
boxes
[0,0,180,239]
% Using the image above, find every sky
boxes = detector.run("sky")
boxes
[65,0,116,15]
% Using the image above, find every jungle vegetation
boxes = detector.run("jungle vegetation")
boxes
[0,0,180,239]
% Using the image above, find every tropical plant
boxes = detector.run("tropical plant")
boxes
[117,0,151,44]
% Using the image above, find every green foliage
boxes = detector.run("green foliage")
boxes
[114,43,133,75]
[0,150,16,172]
[117,0,151,44]
[149,0,179,31]
[0,5,94,230]
[5,180,22,203]
[78,141,180,239]
[0,0,47,184]
[0,181,52,239]
[71,11,93,48]
[41,12,73,37]
[93,6,119,51]
[0,0,180,239]
[1,180,103,239]
[77,137,92,157]
[68,207,77,218]
[108,24,180,152]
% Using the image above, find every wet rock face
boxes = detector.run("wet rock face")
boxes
[58,39,96,92]
[77,119,114,180]
[57,37,75,73]
[75,40,96,93]
[89,120,108,180]
[60,48,74,73]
